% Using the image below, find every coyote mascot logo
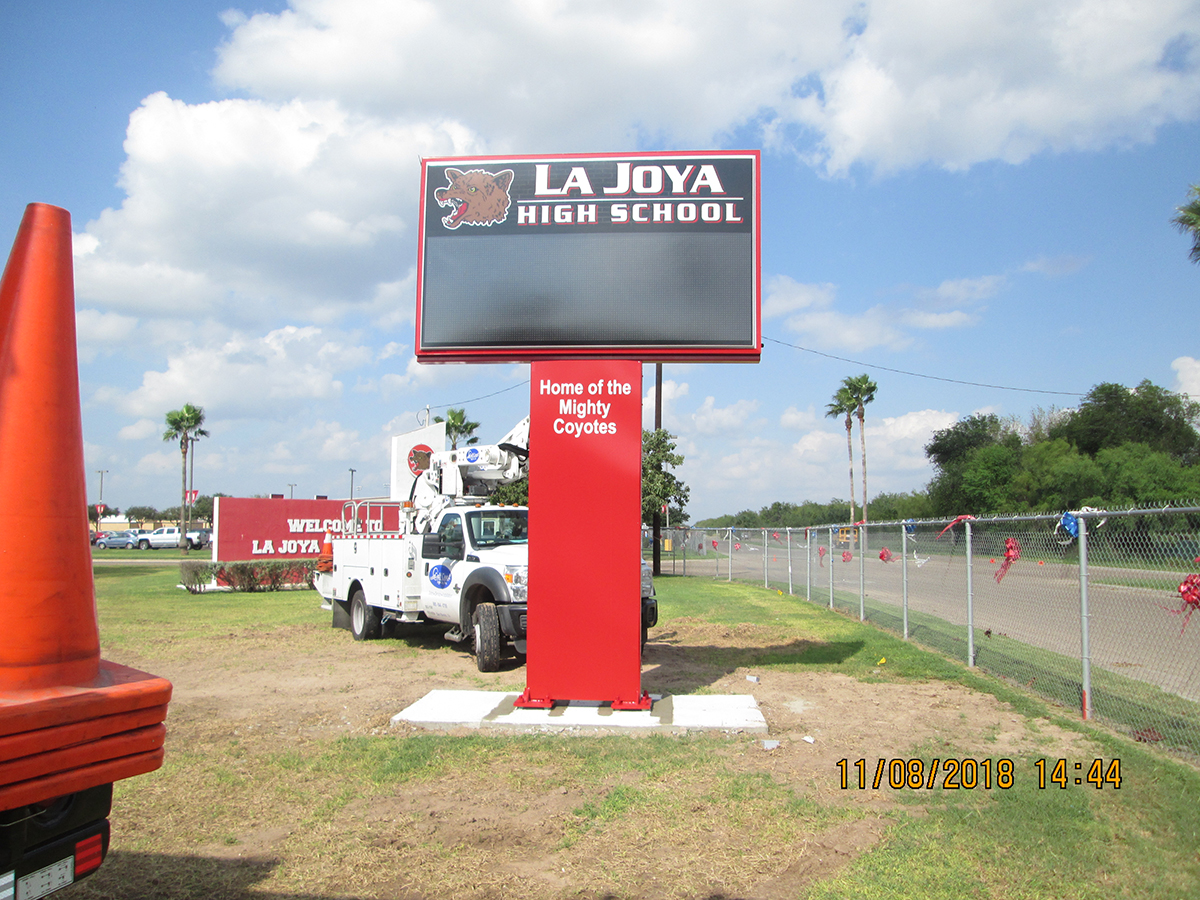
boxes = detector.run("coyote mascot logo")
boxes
[435,168,515,229]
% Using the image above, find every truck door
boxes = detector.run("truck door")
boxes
[422,513,464,618]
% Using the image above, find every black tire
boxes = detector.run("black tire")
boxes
[124,542,135,549]
[350,588,380,641]
[332,599,351,631]
[186,539,196,550]
[473,602,501,672]
[138,540,150,550]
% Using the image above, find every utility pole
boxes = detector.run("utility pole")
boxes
[652,363,662,576]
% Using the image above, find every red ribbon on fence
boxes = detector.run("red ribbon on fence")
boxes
[994,537,1020,583]
[818,545,826,567]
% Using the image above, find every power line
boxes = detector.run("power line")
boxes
[431,379,531,411]
[763,335,1084,397]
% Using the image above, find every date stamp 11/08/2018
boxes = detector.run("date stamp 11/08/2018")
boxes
[836,758,1122,791]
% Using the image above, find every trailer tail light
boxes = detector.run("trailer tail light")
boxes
[74,834,104,876]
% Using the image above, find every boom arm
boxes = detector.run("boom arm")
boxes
[411,415,530,532]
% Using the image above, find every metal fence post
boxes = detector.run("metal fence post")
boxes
[682,528,687,577]
[1079,515,1092,720]
[805,528,811,602]
[965,520,975,667]
[828,526,835,609]
[787,527,793,595]
[727,528,733,582]
[901,524,909,639]
[858,524,866,621]
[763,528,769,589]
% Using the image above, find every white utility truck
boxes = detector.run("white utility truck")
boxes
[313,416,656,671]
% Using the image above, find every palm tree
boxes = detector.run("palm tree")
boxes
[163,404,208,547]
[825,387,857,525]
[1173,184,1200,264]
[435,407,480,449]
[842,374,879,521]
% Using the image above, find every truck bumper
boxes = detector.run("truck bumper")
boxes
[1,784,113,899]
[497,604,527,641]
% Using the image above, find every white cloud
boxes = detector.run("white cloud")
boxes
[784,304,913,352]
[786,0,1200,174]
[96,325,366,418]
[690,396,761,435]
[762,276,837,318]
[781,404,820,430]
[212,0,1200,177]
[641,379,690,430]
[1172,355,1200,396]
[75,309,140,362]
[917,275,1006,307]
[118,419,160,441]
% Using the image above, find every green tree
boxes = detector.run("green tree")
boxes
[434,407,480,449]
[490,478,528,506]
[825,387,857,524]
[925,414,1022,515]
[124,505,159,527]
[641,429,690,527]
[1049,380,1200,464]
[1173,183,1200,264]
[842,374,878,520]
[163,403,209,547]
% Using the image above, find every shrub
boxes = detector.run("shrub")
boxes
[179,560,215,594]
[212,559,318,592]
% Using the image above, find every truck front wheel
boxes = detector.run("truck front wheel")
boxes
[350,589,380,641]
[138,540,150,550]
[473,602,501,672]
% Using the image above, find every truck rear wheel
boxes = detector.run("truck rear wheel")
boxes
[350,589,380,641]
[473,602,501,672]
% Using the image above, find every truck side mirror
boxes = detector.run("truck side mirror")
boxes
[421,533,442,559]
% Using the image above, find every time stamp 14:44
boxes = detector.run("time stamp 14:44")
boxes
[836,758,1122,791]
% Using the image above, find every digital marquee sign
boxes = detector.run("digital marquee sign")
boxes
[415,150,760,362]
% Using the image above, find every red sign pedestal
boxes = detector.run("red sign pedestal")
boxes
[518,360,647,709]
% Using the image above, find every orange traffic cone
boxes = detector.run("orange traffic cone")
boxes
[0,203,172,812]
[316,532,334,573]
[0,203,100,690]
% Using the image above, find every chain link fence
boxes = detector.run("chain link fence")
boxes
[659,506,1200,760]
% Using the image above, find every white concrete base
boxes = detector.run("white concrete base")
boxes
[391,689,768,733]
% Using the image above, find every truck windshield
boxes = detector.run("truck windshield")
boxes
[466,510,528,547]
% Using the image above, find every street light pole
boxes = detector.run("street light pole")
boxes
[287,483,296,499]
[95,470,108,531]
[349,468,356,500]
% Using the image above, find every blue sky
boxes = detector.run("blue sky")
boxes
[3,1,1198,521]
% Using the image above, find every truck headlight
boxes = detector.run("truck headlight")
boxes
[503,565,528,601]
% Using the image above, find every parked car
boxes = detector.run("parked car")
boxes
[95,530,137,549]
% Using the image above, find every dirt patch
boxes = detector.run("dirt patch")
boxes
[85,608,1100,899]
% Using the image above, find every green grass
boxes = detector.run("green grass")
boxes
[652,575,1200,899]
[85,563,1200,899]
[767,575,1200,760]
[93,563,320,658]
